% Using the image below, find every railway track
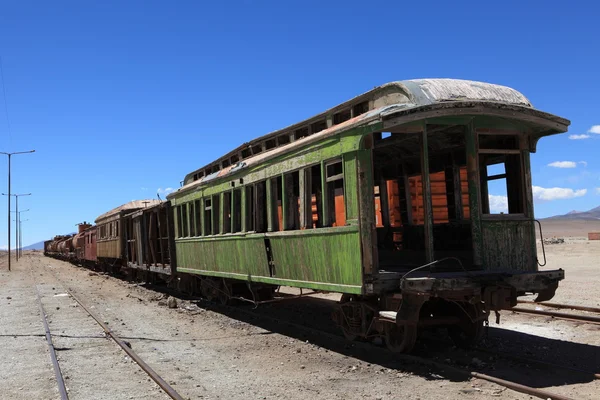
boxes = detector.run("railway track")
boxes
[194,295,580,400]
[32,268,186,400]
[127,281,590,400]
[512,300,600,325]
[39,256,599,400]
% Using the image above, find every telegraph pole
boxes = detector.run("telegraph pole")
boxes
[17,209,29,256]
[1,150,35,271]
[19,218,28,257]
[2,193,31,262]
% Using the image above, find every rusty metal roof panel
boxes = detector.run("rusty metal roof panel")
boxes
[399,79,532,107]
[95,200,162,223]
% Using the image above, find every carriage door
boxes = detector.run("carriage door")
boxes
[477,132,536,272]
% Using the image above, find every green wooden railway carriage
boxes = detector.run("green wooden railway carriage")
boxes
[167,79,569,352]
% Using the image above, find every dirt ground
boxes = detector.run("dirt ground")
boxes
[0,240,598,400]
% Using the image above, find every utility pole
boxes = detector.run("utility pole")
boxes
[19,218,28,257]
[17,209,29,256]
[2,192,31,264]
[1,150,35,271]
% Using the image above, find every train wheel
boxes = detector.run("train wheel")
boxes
[448,303,485,349]
[201,278,220,302]
[218,280,231,305]
[384,322,417,353]
[338,294,361,341]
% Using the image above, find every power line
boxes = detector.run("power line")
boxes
[0,55,12,143]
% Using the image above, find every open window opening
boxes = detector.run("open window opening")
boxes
[222,192,232,234]
[478,134,524,216]
[212,195,221,234]
[255,181,268,233]
[283,171,300,230]
[371,126,474,272]
[246,185,255,232]
[309,164,323,228]
[270,176,283,231]
[181,204,189,237]
[232,188,242,233]
[325,160,346,227]
[204,199,212,235]
[194,200,202,237]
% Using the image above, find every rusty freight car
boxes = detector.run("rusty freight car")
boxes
[167,78,569,352]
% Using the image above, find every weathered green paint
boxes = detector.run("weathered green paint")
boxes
[356,145,376,275]
[465,120,483,267]
[176,267,362,294]
[343,153,358,223]
[175,226,363,293]
[481,219,536,271]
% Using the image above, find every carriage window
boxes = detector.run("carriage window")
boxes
[109,222,113,237]
[255,181,267,232]
[308,164,323,228]
[189,202,197,237]
[175,206,182,238]
[232,188,242,233]
[222,192,232,234]
[212,195,220,234]
[204,199,212,235]
[283,171,300,230]
[480,154,524,215]
[194,200,202,236]
[270,177,283,231]
[325,160,345,227]
[245,185,255,232]
[115,221,119,237]
[182,203,189,237]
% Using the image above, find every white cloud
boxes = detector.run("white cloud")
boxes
[157,187,174,195]
[578,161,588,167]
[569,134,590,140]
[532,186,587,201]
[140,187,148,191]
[588,125,600,134]
[488,195,508,213]
[596,188,600,195]
[548,161,577,168]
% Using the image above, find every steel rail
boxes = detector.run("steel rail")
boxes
[48,257,577,400]
[192,298,573,400]
[65,287,185,400]
[511,307,600,325]
[517,300,600,314]
[33,284,69,400]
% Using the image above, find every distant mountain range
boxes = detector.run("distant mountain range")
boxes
[544,205,600,220]
[23,240,45,250]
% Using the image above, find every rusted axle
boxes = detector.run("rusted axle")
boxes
[511,307,600,325]
[517,300,600,314]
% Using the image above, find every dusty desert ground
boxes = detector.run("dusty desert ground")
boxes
[0,233,598,400]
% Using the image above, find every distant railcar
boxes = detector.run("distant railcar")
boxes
[122,201,176,277]
[95,200,161,272]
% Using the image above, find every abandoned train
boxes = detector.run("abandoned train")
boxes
[45,78,570,353]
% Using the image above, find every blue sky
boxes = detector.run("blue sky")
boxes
[0,1,598,247]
